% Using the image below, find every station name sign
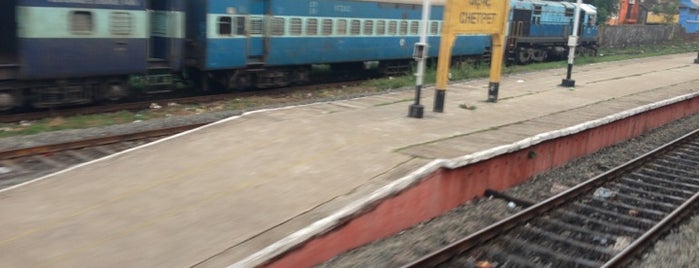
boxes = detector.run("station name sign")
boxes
[447,0,507,33]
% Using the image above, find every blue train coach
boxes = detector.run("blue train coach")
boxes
[0,0,186,110]
[185,0,491,90]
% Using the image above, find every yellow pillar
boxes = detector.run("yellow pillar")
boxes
[488,33,506,102]
[434,33,455,112]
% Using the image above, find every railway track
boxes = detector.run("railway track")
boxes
[0,78,369,124]
[0,123,208,190]
[404,128,699,268]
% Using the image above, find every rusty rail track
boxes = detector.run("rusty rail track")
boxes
[0,79,368,124]
[404,128,699,267]
[0,123,209,190]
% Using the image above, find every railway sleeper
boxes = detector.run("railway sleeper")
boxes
[495,234,602,267]
[533,216,618,247]
[572,202,656,229]
[552,209,646,237]
[620,176,696,197]
[517,224,615,259]
[612,182,687,204]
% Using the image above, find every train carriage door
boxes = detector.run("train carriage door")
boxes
[246,0,267,65]
[578,10,586,36]
[0,0,17,65]
[511,9,532,37]
[148,0,186,70]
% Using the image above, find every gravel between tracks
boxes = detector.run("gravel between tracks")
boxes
[318,112,699,268]
[0,111,242,151]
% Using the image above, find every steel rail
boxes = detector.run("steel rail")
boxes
[0,123,209,161]
[402,128,699,267]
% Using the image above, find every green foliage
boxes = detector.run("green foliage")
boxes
[583,0,618,26]
[0,111,137,137]
[651,2,679,24]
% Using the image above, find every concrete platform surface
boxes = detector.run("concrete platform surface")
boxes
[1,53,699,268]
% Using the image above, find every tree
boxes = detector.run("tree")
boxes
[583,0,619,26]
[651,2,679,24]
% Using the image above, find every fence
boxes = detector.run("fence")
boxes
[598,24,684,48]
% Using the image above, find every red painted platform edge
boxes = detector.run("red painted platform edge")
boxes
[261,96,699,268]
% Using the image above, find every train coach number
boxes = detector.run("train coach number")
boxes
[309,1,319,14]
[334,5,351,12]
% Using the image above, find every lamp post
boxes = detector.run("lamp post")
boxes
[409,0,431,118]
[561,0,582,87]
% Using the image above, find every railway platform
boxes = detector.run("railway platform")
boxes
[2,53,699,268]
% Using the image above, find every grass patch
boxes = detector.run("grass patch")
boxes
[0,111,137,137]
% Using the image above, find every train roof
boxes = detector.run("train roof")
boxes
[350,0,596,15]
[354,0,446,5]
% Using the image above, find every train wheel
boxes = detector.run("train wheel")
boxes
[517,48,531,65]
[0,90,21,112]
[531,49,547,62]
[227,72,253,91]
[101,80,131,102]
[292,67,310,85]
[585,47,598,57]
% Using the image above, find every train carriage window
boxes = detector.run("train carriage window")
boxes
[271,17,285,36]
[111,12,131,35]
[337,19,347,35]
[250,18,263,35]
[588,15,596,26]
[236,17,246,35]
[151,12,167,36]
[430,21,439,35]
[290,18,302,35]
[388,21,397,35]
[363,20,373,35]
[350,20,360,35]
[410,21,419,35]
[533,6,542,15]
[71,11,93,34]
[322,19,333,35]
[565,8,574,16]
[218,17,232,36]
[376,20,386,35]
[399,21,408,35]
[306,18,318,35]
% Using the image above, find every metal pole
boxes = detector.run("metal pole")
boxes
[409,0,430,118]
[561,0,582,87]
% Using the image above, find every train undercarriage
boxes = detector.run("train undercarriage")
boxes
[508,40,598,65]
[0,72,189,112]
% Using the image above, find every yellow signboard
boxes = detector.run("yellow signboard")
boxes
[434,0,510,112]
[446,0,509,34]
